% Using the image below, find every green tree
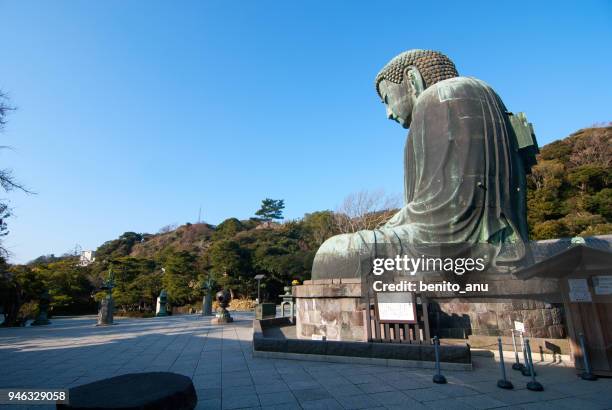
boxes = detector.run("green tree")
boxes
[584,188,612,219]
[160,250,198,306]
[208,239,249,293]
[34,259,94,314]
[129,271,163,312]
[28,254,63,266]
[560,212,607,237]
[255,198,285,222]
[532,220,569,240]
[239,226,313,300]
[301,211,338,248]
[95,232,144,260]
[208,240,247,275]
[567,165,609,195]
[212,218,245,240]
[539,139,572,162]
[107,257,157,311]
[1,262,45,326]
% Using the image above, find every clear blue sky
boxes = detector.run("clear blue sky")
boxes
[1,1,611,263]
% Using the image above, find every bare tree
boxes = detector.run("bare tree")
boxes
[0,91,32,257]
[334,189,401,233]
[0,92,28,193]
[589,121,612,128]
[158,223,178,234]
[0,91,14,131]
[570,127,612,168]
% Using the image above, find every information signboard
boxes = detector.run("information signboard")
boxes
[568,278,592,302]
[375,292,417,324]
[514,321,525,332]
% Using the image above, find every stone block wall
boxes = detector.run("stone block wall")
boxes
[295,279,366,342]
[294,276,568,342]
[296,297,366,341]
[430,298,566,339]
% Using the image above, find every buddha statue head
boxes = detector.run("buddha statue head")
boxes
[375,49,458,128]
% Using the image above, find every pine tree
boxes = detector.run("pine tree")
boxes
[255,198,285,222]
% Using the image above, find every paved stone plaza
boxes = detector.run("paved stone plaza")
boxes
[1,314,611,410]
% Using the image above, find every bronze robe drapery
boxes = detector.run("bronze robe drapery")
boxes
[312,77,530,279]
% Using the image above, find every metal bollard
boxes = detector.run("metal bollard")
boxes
[432,336,447,384]
[539,346,544,362]
[578,333,597,381]
[511,330,525,371]
[496,337,513,389]
[525,338,543,391]
[521,332,531,377]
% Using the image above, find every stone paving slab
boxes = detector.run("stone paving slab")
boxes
[0,314,611,410]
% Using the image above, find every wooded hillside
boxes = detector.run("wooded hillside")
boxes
[527,125,611,239]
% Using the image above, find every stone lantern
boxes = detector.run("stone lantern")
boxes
[32,290,51,326]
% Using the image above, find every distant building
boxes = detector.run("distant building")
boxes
[79,250,95,266]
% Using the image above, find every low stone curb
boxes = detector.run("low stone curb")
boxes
[253,317,472,370]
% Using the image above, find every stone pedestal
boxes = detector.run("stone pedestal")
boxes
[31,310,50,326]
[294,278,366,341]
[255,303,276,320]
[211,290,233,325]
[32,291,51,326]
[294,274,567,342]
[97,297,114,326]
[202,293,213,316]
[211,309,233,324]
[156,290,168,317]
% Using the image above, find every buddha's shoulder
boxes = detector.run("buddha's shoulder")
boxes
[420,76,495,103]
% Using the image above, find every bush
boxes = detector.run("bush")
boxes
[579,223,612,236]
[212,298,256,311]
[18,301,39,323]
[532,220,569,240]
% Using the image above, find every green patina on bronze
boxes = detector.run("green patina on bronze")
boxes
[312,49,539,279]
[156,289,168,317]
[375,49,458,96]
[97,268,115,325]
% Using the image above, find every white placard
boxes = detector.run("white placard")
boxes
[378,302,415,322]
[568,278,592,302]
[594,287,612,295]
[514,321,525,332]
[593,275,612,295]
[376,292,416,323]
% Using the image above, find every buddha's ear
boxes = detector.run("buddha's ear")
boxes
[404,66,425,97]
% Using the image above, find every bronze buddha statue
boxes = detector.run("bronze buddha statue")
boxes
[312,50,537,279]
